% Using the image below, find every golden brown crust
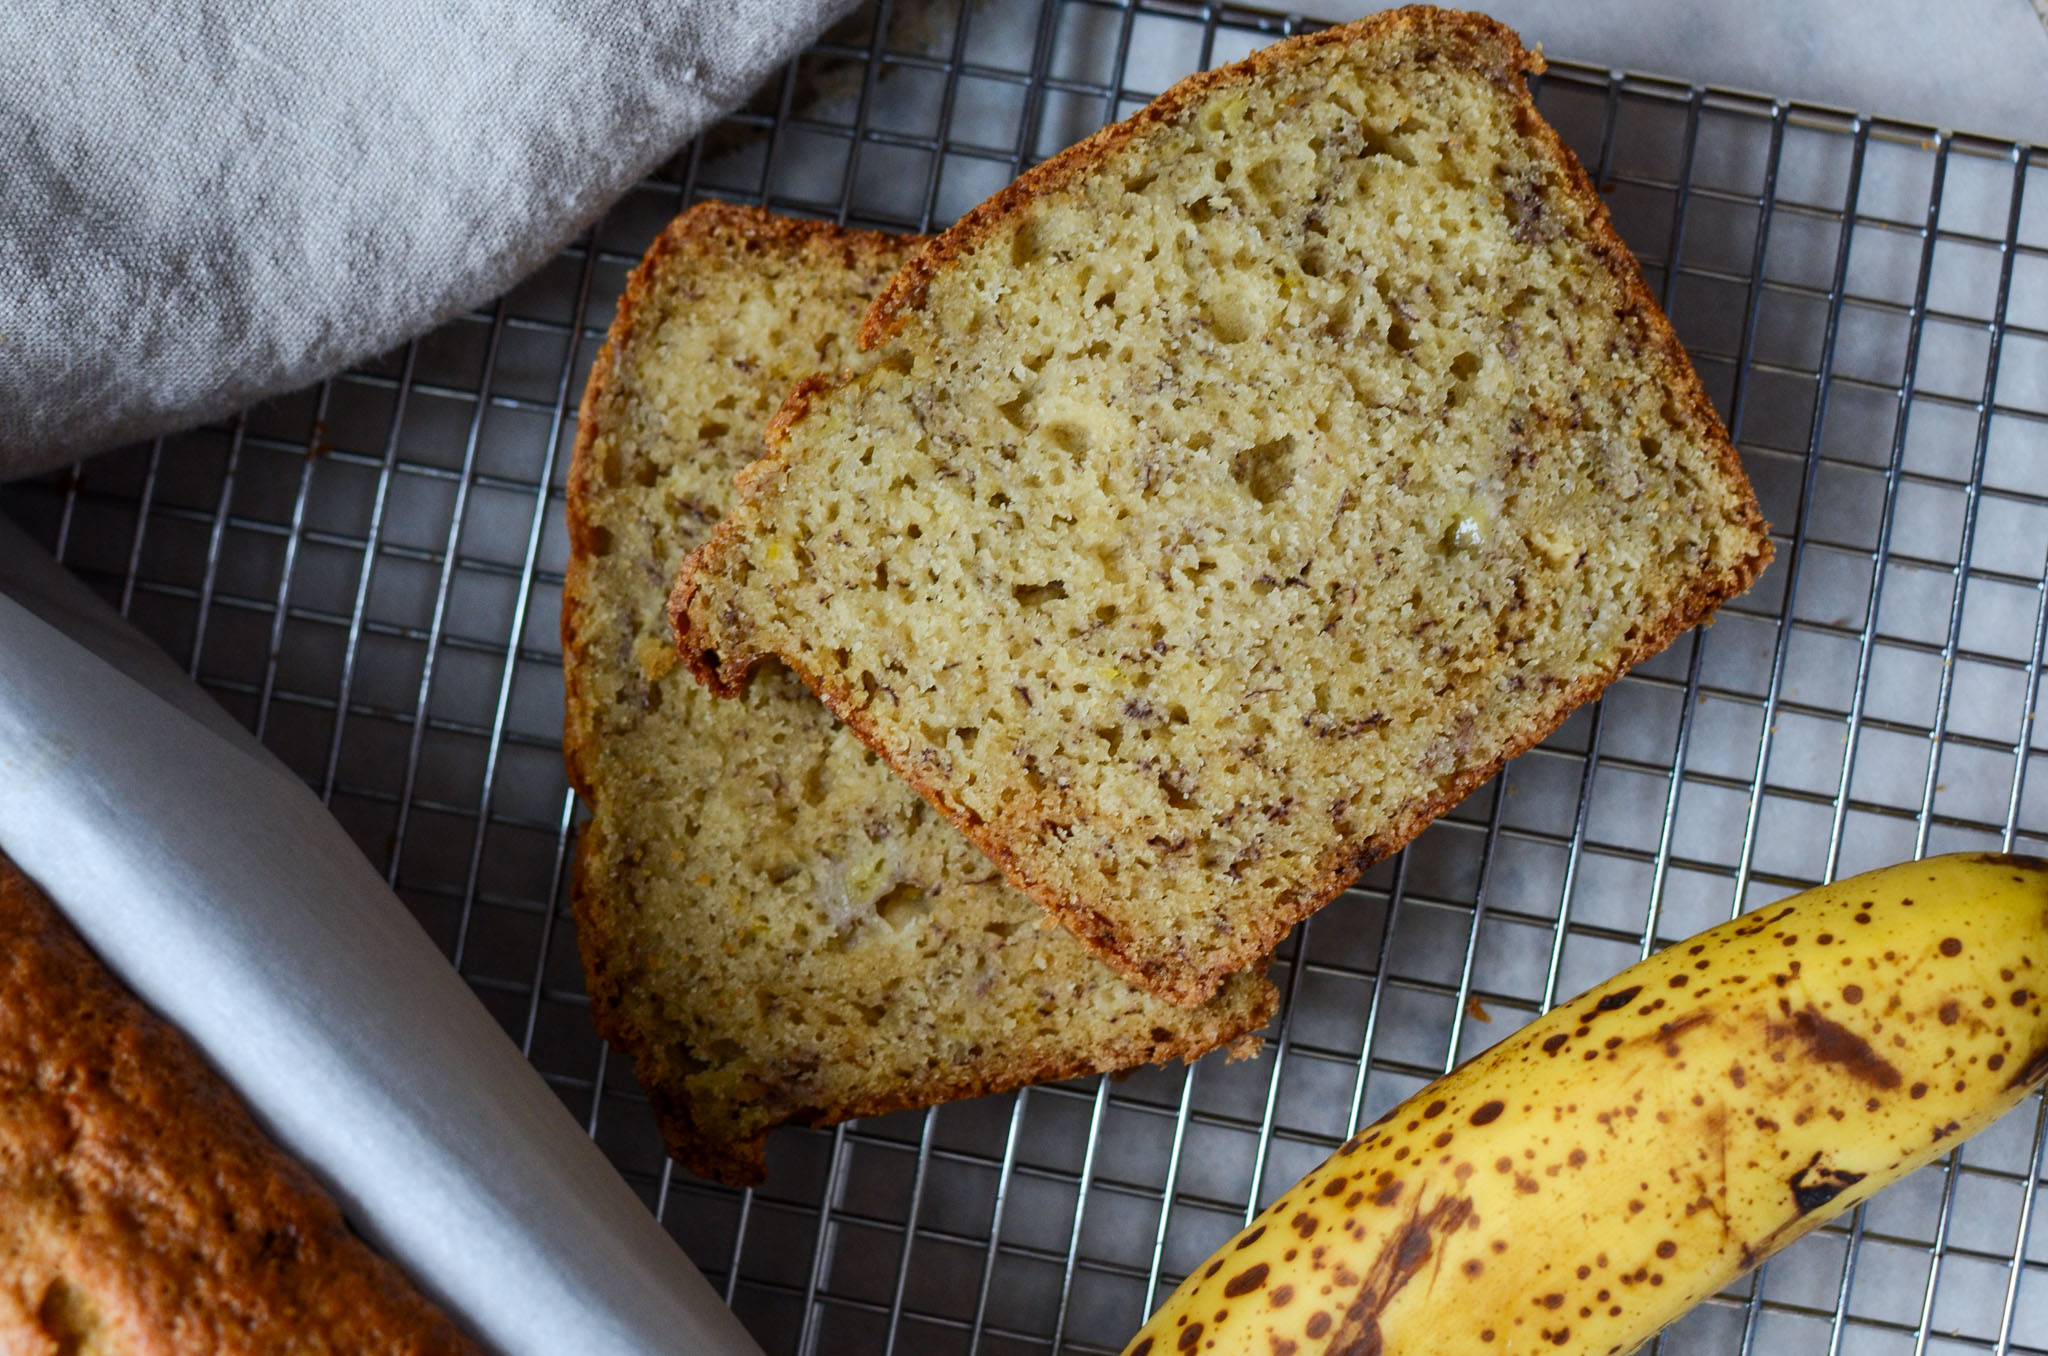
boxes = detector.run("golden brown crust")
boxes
[670,9,1772,1006]
[0,853,478,1355]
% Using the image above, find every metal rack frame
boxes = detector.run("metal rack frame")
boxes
[6,2,2048,1352]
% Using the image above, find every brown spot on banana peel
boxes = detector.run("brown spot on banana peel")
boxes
[1224,1263,1271,1298]
[1657,1010,1713,1043]
[1968,852,2048,872]
[2005,1040,2048,1092]
[1731,905,1798,938]
[1591,985,1642,1014]
[1739,1151,1878,1268]
[1787,1151,1867,1214]
[1318,1194,1475,1356]
[1769,1001,1903,1089]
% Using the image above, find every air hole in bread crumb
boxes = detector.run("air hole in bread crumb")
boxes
[698,421,729,442]
[1361,118,1423,166]
[587,525,613,556]
[1388,318,1417,352]
[1014,581,1068,608]
[1047,422,1091,459]
[1010,219,1045,267]
[874,882,931,931]
[1248,158,1288,206]
[1451,351,1481,380]
[1208,290,1257,343]
[1233,435,1299,505]
[1097,725,1124,755]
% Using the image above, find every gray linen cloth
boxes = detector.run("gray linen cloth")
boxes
[0,0,855,480]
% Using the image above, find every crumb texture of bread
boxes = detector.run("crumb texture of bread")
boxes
[564,203,1274,1186]
[0,854,478,1356]
[672,9,1773,1005]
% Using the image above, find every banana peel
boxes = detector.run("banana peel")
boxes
[1124,853,2048,1356]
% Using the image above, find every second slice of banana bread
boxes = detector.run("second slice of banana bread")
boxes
[565,204,1274,1185]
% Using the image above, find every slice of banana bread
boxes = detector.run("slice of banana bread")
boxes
[670,9,1773,1006]
[0,853,479,1355]
[564,203,1274,1186]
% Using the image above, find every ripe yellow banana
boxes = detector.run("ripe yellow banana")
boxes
[1125,852,2048,1356]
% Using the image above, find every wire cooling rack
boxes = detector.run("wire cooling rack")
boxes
[6,2,2048,1352]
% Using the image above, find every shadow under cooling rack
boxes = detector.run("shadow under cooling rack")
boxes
[5,2,2048,1354]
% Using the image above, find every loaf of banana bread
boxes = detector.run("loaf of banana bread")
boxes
[0,851,477,1355]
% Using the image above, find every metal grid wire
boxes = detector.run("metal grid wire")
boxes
[6,1,2048,1351]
